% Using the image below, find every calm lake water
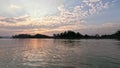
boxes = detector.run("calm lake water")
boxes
[0,39,120,68]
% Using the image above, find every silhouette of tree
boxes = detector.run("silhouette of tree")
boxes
[111,30,120,39]
[34,34,51,38]
[53,31,84,39]
[101,30,120,39]
[12,30,120,39]
[12,34,51,38]
[12,34,32,38]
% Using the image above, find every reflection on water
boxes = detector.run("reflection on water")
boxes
[0,39,120,68]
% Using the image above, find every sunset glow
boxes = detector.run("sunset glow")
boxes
[0,0,120,36]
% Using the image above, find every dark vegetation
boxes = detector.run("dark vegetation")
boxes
[101,31,120,39]
[53,30,120,39]
[12,34,52,38]
[53,31,84,39]
[3,30,120,39]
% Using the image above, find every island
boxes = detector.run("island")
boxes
[11,30,120,40]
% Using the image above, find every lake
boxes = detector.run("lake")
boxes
[0,39,120,68]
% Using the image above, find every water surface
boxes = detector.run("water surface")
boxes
[0,39,120,68]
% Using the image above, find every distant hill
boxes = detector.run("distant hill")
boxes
[12,34,52,38]
[34,34,52,38]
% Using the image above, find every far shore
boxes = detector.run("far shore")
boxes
[0,30,120,40]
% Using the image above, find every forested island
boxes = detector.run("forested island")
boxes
[12,34,52,38]
[53,30,120,39]
[11,30,120,39]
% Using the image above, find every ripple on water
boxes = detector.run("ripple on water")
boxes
[0,39,120,68]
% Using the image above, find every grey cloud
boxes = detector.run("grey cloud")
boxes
[0,16,29,23]
[0,0,117,36]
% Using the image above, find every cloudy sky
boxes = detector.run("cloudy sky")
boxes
[0,0,120,36]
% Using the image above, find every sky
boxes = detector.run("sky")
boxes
[0,0,120,36]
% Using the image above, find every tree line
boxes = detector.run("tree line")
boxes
[53,30,120,39]
[2,30,119,39]
[12,34,52,38]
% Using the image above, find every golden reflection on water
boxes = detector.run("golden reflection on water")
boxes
[30,39,39,49]
[21,39,50,66]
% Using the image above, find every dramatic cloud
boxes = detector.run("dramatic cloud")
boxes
[0,0,119,36]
